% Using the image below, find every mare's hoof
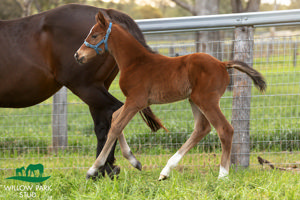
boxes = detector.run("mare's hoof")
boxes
[158,174,168,181]
[108,166,121,180]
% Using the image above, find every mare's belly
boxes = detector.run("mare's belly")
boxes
[0,76,61,108]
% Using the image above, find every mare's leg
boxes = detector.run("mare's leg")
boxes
[86,101,141,179]
[159,100,211,180]
[89,106,121,178]
[191,92,234,179]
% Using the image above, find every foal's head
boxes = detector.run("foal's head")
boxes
[75,12,111,64]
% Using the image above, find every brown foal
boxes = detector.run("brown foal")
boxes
[75,12,266,180]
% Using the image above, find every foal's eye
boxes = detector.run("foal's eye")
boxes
[91,35,98,39]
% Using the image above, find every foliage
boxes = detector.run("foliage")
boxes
[219,0,232,14]
[132,5,163,19]
[290,0,300,9]
[1,0,299,21]
[260,3,290,12]
[0,0,22,19]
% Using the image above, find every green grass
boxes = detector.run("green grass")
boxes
[1,154,300,200]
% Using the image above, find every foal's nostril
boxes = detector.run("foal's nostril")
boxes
[74,52,84,64]
[78,57,84,63]
[74,52,79,60]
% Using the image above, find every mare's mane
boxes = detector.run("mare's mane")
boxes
[104,9,155,54]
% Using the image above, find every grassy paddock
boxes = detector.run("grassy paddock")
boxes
[0,36,299,199]
[1,153,300,200]
[1,151,300,199]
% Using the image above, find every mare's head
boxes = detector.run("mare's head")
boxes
[75,12,111,64]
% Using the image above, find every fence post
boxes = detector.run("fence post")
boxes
[294,41,298,67]
[230,26,254,169]
[52,87,68,152]
[169,45,175,57]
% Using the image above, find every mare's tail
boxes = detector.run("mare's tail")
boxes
[139,107,168,132]
[224,60,267,93]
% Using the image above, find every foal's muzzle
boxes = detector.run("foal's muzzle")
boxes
[74,52,84,64]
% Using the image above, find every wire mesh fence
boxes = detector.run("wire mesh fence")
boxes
[0,23,299,173]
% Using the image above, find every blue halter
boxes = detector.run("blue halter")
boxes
[84,22,112,54]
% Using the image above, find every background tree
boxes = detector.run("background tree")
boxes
[16,0,34,17]
[290,0,300,9]
[171,0,220,55]
[231,0,260,13]
[0,0,22,19]
[133,5,163,19]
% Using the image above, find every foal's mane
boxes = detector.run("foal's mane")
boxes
[104,9,155,54]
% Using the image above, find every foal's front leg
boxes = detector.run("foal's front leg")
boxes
[86,102,140,179]
[111,106,142,170]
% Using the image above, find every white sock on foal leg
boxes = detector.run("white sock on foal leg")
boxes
[159,151,182,180]
[218,165,229,179]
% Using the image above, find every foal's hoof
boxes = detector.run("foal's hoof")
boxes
[86,167,98,180]
[86,174,96,180]
[135,161,142,171]
[218,175,229,180]
[158,174,168,181]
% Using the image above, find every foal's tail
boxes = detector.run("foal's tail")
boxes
[139,107,169,132]
[225,60,267,93]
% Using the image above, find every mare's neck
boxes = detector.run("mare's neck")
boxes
[108,25,150,71]
[0,20,6,27]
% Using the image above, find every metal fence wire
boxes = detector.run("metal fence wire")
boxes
[0,11,299,172]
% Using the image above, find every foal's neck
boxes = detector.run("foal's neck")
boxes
[108,25,151,71]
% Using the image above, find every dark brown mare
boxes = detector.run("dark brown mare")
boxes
[76,12,267,180]
[0,4,165,178]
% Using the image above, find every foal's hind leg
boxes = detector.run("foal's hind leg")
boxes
[118,133,142,170]
[159,100,211,180]
[191,93,234,179]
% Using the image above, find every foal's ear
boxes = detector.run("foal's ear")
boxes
[96,11,109,28]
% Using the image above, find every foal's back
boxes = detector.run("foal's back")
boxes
[131,52,230,104]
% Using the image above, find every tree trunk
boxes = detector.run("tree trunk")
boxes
[171,0,220,58]
[194,0,220,59]
[16,0,34,17]
[231,0,261,13]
